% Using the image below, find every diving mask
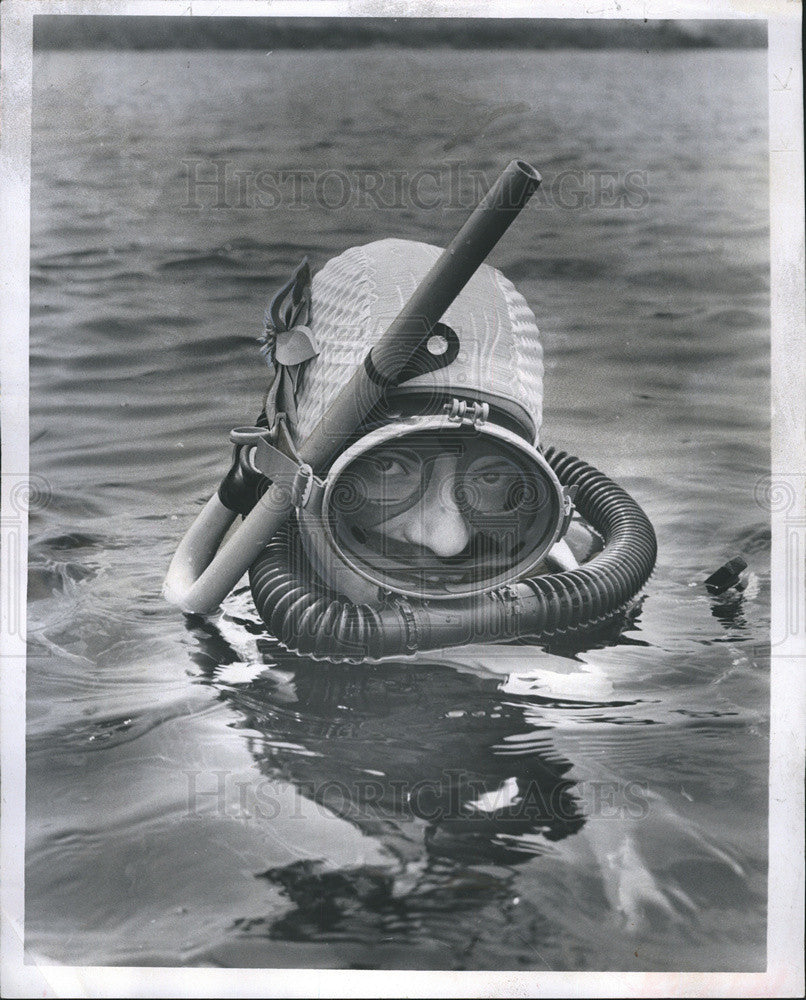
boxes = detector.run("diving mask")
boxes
[297,414,573,603]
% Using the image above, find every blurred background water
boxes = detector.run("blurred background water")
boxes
[26,40,769,970]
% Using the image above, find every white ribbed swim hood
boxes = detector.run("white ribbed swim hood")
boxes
[292,238,544,445]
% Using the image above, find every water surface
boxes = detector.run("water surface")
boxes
[27,47,769,970]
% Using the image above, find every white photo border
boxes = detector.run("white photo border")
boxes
[1,1,803,996]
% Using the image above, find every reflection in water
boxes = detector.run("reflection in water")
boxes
[710,591,750,632]
[188,617,588,947]
[181,598,764,970]
[706,568,764,636]
[25,45,770,969]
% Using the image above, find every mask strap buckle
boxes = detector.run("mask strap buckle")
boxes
[232,418,322,511]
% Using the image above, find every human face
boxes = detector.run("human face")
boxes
[356,445,521,558]
[331,433,550,592]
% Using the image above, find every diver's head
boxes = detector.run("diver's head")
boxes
[265,238,567,602]
[291,238,544,448]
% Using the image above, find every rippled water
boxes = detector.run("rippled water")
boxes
[26,47,769,970]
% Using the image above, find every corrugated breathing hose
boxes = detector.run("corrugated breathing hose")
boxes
[248,447,657,662]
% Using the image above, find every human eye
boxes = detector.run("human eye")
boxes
[477,470,503,485]
[372,450,417,479]
[350,448,422,503]
[375,455,406,477]
[459,457,519,510]
[467,461,511,486]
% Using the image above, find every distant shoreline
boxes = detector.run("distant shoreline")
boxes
[33,16,767,51]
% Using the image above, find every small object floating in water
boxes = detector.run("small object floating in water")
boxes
[704,555,748,595]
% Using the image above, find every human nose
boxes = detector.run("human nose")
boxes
[404,459,471,557]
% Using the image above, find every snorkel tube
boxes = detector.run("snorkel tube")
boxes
[164,159,543,614]
[165,157,657,662]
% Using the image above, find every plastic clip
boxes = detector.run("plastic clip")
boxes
[291,464,315,509]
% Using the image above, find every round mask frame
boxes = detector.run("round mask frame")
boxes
[297,415,572,602]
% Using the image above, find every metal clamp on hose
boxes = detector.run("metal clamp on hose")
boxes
[561,486,578,538]
[290,464,316,508]
[393,595,420,655]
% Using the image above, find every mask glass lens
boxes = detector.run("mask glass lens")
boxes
[326,429,562,598]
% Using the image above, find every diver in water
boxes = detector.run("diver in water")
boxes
[165,161,655,661]
[167,165,737,942]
